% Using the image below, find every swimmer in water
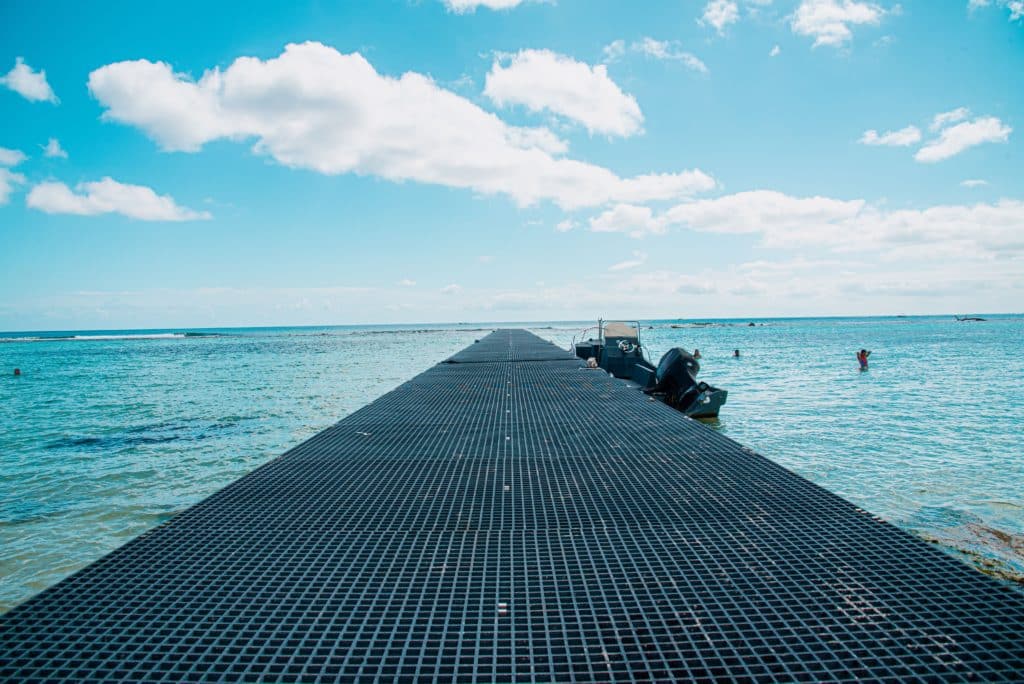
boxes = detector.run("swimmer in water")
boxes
[857,349,871,370]
[733,349,740,358]
[693,349,701,359]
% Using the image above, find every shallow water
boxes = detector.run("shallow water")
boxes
[1,316,1022,611]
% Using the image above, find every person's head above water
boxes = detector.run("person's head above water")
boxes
[733,349,740,357]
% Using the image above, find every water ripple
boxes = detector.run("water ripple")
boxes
[1,317,1022,613]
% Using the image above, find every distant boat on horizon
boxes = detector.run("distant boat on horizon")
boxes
[955,315,987,322]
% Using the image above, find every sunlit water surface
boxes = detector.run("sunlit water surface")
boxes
[2,316,1021,611]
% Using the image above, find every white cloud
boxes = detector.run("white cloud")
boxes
[969,0,1024,20]
[663,191,864,246]
[398,279,417,286]
[503,125,569,154]
[791,0,886,48]
[602,38,708,73]
[555,219,577,232]
[631,38,708,73]
[602,40,626,64]
[0,147,27,167]
[0,169,26,205]
[609,250,648,271]
[89,42,715,210]
[915,116,1012,163]
[9,246,1020,329]
[26,177,211,221]
[859,125,921,146]
[484,49,643,137]
[930,107,970,131]
[961,179,988,187]
[701,0,740,33]
[440,283,462,295]
[605,270,719,297]
[589,203,665,238]
[770,45,782,57]
[0,57,58,103]
[0,147,27,204]
[478,255,495,263]
[442,0,530,12]
[614,190,1024,262]
[858,109,1010,162]
[42,137,68,159]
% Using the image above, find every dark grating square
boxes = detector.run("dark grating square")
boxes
[2,329,1023,682]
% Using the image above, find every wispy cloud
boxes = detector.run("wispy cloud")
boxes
[595,190,1024,263]
[609,251,648,271]
[0,169,26,205]
[441,0,535,12]
[915,116,1012,162]
[961,179,988,187]
[859,108,1011,162]
[26,177,211,221]
[930,107,970,131]
[859,125,921,146]
[0,147,28,205]
[602,40,626,64]
[630,38,708,73]
[968,0,1024,21]
[0,57,58,103]
[0,147,27,167]
[42,137,68,159]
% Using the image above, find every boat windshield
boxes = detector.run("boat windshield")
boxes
[602,321,640,341]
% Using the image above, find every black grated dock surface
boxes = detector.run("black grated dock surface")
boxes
[2,329,1023,682]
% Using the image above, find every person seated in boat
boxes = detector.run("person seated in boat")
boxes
[733,349,740,358]
[857,349,871,370]
[693,349,701,359]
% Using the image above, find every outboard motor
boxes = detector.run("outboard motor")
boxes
[647,348,709,411]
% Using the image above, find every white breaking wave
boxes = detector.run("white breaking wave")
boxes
[0,333,188,343]
[70,334,186,341]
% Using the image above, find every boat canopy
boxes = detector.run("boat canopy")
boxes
[602,321,639,340]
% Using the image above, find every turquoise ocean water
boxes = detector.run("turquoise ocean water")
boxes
[1,316,1022,612]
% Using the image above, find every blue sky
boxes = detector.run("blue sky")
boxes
[1,0,1021,329]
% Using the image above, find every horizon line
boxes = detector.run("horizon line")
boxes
[2,311,1021,335]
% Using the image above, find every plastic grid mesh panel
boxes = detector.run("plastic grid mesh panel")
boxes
[445,329,576,363]
[2,330,1023,682]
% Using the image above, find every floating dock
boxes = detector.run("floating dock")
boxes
[1,329,1023,681]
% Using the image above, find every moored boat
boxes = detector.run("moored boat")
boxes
[572,320,727,418]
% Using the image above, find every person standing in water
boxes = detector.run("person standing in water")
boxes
[857,349,871,370]
[693,349,701,359]
[733,349,740,358]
